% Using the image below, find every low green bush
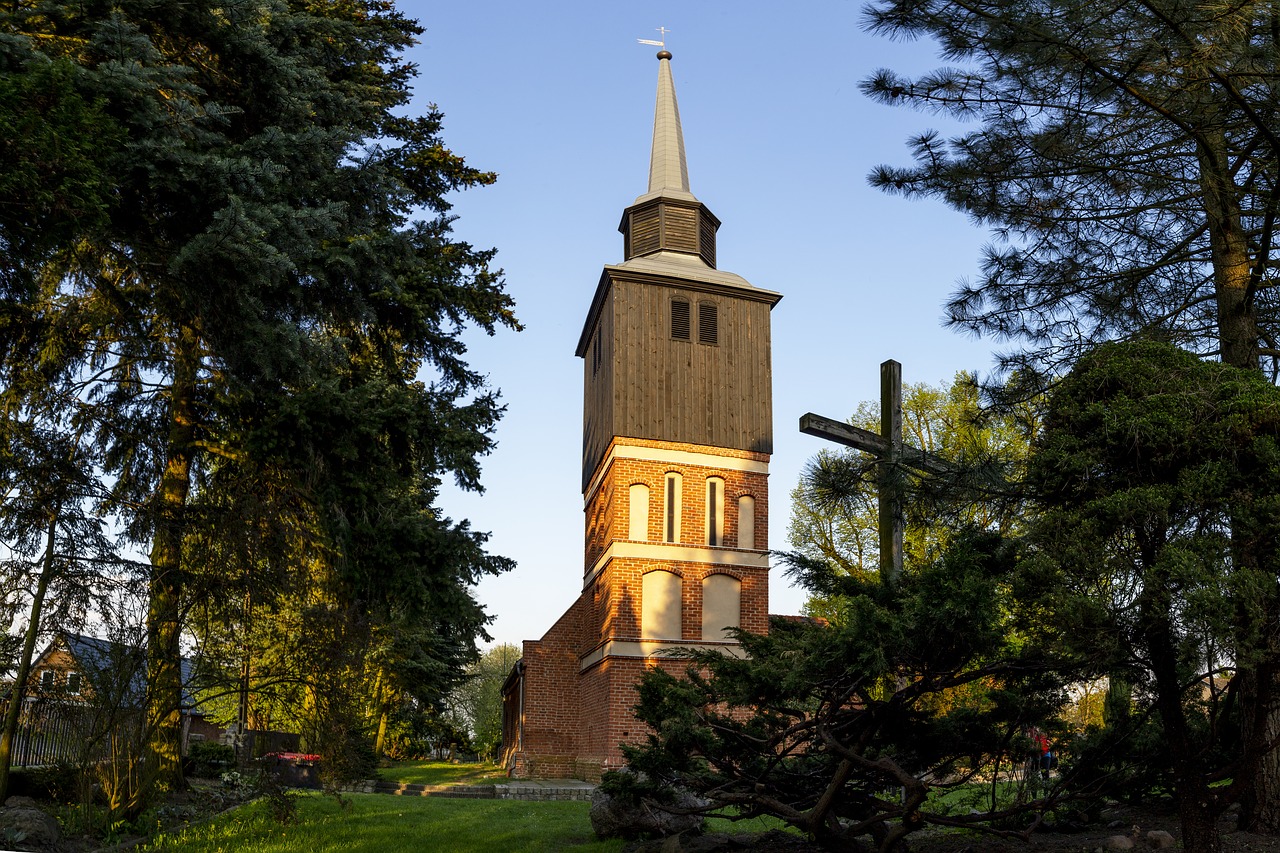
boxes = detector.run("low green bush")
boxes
[187,741,235,778]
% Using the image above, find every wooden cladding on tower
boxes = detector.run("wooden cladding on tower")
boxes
[698,214,716,268]
[621,199,720,267]
[581,274,776,488]
[664,207,698,253]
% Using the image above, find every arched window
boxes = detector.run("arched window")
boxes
[664,472,682,544]
[736,495,756,550]
[701,574,741,640]
[642,570,682,639]
[628,483,650,541]
[705,477,725,546]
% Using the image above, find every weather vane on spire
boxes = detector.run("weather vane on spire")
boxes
[637,26,670,49]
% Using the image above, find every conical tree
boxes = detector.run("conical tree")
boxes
[2,0,517,799]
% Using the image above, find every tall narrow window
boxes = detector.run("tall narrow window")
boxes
[40,670,54,691]
[642,570,683,639]
[664,473,682,543]
[701,574,741,640]
[592,331,602,375]
[737,495,756,550]
[67,672,82,695]
[705,477,724,546]
[698,301,718,345]
[671,298,691,341]
[629,483,650,541]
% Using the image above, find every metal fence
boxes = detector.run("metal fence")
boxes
[1,698,99,767]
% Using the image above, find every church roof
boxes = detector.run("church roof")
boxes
[633,50,697,206]
[605,252,779,301]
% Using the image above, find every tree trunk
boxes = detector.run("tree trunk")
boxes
[235,589,252,768]
[1143,573,1222,852]
[370,668,387,757]
[375,705,389,759]
[1177,791,1223,853]
[1239,660,1280,831]
[1197,130,1259,373]
[0,515,58,801]
[145,324,199,796]
[1197,130,1280,834]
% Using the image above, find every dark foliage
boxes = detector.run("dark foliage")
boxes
[610,531,1068,852]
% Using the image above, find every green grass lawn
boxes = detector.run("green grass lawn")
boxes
[143,792,626,852]
[377,760,508,786]
[144,761,797,851]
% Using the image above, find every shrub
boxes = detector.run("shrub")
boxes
[187,741,235,778]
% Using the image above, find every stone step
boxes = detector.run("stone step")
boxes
[372,781,497,799]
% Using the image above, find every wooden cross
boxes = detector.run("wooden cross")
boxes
[799,360,951,582]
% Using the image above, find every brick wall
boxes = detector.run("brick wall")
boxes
[508,436,773,780]
[514,594,590,775]
[584,437,771,563]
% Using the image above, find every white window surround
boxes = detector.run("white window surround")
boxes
[641,570,682,640]
[584,443,767,508]
[705,477,724,546]
[629,483,650,541]
[584,541,768,586]
[737,495,756,550]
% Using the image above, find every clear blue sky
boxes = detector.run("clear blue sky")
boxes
[401,1,999,646]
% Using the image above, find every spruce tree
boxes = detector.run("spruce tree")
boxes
[2,0,516,800]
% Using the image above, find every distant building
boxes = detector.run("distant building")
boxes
[2,631,212,767]
[21,632,196,709]
[501,50,782,780]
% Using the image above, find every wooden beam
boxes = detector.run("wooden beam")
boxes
[799,413,953,476]
[880,360,903,582]
[799,413,887,455]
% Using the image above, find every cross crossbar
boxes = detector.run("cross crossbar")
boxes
[798,414,953,477]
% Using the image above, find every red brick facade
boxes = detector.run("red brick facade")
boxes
[503,438,771,780]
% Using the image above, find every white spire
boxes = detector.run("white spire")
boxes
[641,51,697,203]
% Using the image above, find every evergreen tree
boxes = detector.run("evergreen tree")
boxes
[612,532,1064,852]
[1026,340,1280,851]
[863,0,1279,377]
[1,0,517,800]
[864,0,1280,827]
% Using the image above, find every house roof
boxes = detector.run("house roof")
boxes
[59,632,201,711]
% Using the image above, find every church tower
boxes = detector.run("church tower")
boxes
[503,51,781,780]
